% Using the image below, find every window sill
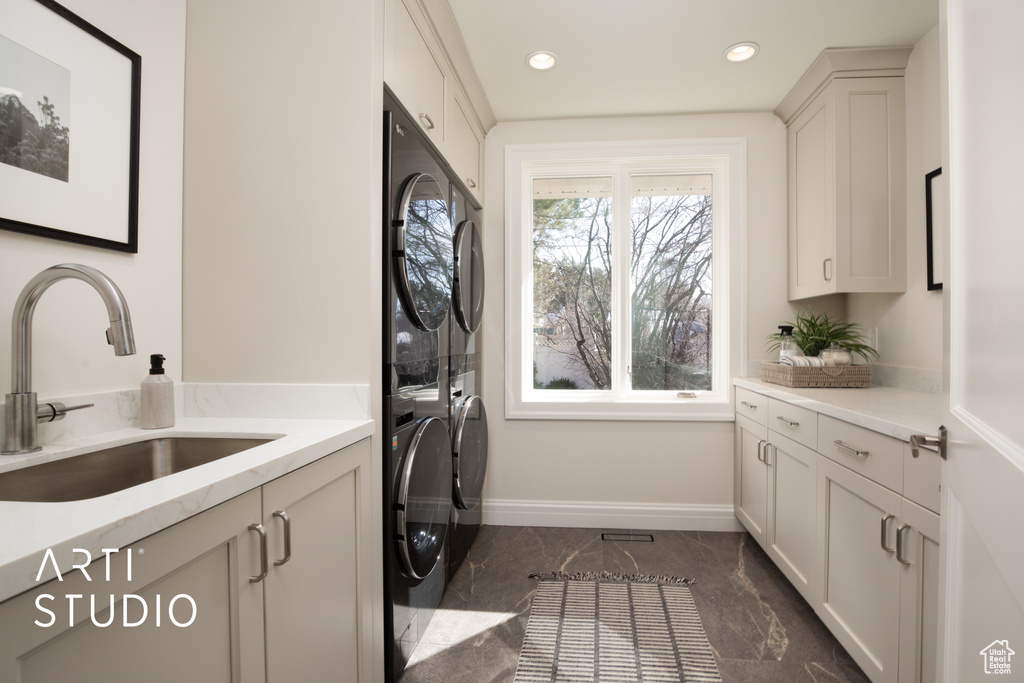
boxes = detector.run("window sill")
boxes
[505,396,735,422]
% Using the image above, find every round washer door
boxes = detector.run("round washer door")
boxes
[452,220,485,334]
[451,395,488,511]
[395,416,453,580]
[393,173,454,332]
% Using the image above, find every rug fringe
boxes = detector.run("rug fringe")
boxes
[528,570,695,586]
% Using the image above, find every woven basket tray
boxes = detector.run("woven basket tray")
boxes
[760,361,872,388]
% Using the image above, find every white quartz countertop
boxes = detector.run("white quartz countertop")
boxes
[734,377,946,442]
[0,416,374,603]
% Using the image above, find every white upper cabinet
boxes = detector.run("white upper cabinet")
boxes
[777,48,911,301]
[384,0,490,205]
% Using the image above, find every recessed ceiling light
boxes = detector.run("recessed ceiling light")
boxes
[724,42,759,63]
[526,51,557,70]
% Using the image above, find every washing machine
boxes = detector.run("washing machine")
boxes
[446,186,488,581]
[383,91,454,682]
[447,352,487,580]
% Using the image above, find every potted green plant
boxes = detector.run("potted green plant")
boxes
[765,311,879,363]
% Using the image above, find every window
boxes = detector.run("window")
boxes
[506,140,746,420]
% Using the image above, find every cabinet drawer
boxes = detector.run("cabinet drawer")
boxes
[818,415,903,493]
[768,399,818,450]
[736,387,769,426]
[903,441,941,513]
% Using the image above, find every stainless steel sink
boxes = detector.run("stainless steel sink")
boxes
[0,437,275,502]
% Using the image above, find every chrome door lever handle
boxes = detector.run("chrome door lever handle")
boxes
[910,426,947,460]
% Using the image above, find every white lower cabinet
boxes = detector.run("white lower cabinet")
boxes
[0,439,372,682]
[817,456,940,683]
[734,411,818,605]
[818,455,904,682]
[766,432,818,605]
[735,385,941,683]
[735,413,769,546]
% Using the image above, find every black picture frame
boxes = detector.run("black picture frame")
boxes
[0,0,141,253]
[925,167,943,291]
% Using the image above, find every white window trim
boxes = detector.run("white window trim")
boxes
[504,138,747,421]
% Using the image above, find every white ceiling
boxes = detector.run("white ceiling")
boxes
[446,0,939,122]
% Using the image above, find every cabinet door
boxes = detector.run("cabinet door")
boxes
[897,499,940,683]
[817,456,902,683]
[262,440,373,683]
[735,414,768,547]
[767,432,818,607]
[0,489,266,683]
[447,86,483,203]
[385,0,446,145]
[832,77,906,294]
[787,83,835,300]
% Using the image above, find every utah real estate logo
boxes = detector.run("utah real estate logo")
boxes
[980,640,1014,676]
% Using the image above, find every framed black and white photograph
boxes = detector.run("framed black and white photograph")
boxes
[0,0,141,252]
[925,167,945,291]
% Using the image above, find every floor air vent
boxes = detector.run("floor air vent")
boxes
[601,533,654,542]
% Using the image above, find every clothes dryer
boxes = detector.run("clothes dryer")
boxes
[449,187,484,357]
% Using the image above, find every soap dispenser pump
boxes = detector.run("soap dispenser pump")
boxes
[777,325,803,360]
[141,354,175,429]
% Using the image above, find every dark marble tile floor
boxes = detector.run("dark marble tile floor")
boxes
[399,526,870,683]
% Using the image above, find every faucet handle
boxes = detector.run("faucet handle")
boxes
[36,401,95,423]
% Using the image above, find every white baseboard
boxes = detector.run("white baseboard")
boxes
[482,499,744,532]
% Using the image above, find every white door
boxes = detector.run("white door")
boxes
[938,0,1024,680]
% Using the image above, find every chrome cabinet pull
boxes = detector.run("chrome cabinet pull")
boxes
[776,416,799,428]
[823,257,833,281]
[756,439,767,463]
[466,178,477,188]
[765,444,774,467]
[418,112,435,129]
[896,524,912,566]
[880,514,895,553]
[249,523,269,583]
[834,440,869,458]
[740,401,758,411]
[273,511,292,567]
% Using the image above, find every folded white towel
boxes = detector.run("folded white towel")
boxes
[780,355,830,367]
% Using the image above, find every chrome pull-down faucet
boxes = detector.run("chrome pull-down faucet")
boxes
[3,264,136,455]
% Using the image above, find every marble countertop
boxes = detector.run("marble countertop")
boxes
[734,377,946,442]
[0,411,373,603]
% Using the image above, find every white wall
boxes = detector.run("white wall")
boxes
[181,0,382,389]
[848,26,943,381]
[0,0,185,408]
[481,113,787,530]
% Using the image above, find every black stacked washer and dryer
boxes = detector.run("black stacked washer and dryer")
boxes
[383,90,488,682]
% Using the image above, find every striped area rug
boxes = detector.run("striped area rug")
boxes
[514,573,722,683]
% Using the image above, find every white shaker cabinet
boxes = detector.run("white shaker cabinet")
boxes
[735,412,769,547]
[384,0,486,204]
[734,389,818,606]
[778,48,910,301]
[817,455,904,683]
[384,0,446,148]
[817,455,940,683]
[734,381,943,683]
[0,440,373,683]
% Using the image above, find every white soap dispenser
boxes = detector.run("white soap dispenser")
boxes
[141,354,175,429]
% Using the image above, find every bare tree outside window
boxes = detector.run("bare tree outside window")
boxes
[630,174,713,391]
[531,174,713,392]
[532,177,612,390]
